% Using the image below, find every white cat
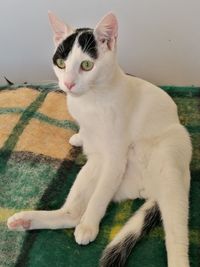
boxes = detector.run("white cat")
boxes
[7,12,192,267]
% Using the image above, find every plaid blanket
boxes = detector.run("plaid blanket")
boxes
[0,84,199,267]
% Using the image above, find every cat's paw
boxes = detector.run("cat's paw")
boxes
[7,211,32,231]
[69,134,83,147]
[74,222,99,245]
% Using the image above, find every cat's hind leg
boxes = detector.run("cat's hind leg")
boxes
[7,156,99,231]
[149,126,192,267]
[157,167,191,267]
[152,125,192,267]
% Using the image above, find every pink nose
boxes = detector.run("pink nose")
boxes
[64,81,76,90]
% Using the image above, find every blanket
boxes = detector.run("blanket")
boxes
[0,83,199,267]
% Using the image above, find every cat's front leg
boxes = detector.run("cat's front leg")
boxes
[74,155,127,245]
[69,133,83,147]
[7,157,99,231]
[7,209,75,231]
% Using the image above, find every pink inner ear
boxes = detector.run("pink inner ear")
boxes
[48,11,73,46]
[95,13,118,41]
[55,35,63,43]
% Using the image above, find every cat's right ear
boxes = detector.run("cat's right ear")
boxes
[94,12,118,50]
[48,11,73,46]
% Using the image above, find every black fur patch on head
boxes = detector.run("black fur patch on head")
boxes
[52,29,98,66]
[78,31,98,59]
[76,27,92,33]
[53,32,79,65]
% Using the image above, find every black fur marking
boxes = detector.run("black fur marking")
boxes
[100,203,161,267]
[78,31,98,59]
[53,32,79,65]
[52,29,98,65]
[76,27,92,33]
[100,234,138,267]
[141,203,161,236]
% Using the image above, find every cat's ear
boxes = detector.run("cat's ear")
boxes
[48,11,73,46]
[94,13,118,50]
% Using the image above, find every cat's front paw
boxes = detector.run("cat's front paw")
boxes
[69,134,83,147]
[74,222,99,245]
[7,211,32,231]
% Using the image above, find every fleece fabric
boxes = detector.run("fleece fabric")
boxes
[0,84,199,267]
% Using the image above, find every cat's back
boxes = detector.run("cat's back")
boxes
[125,75,180,139]
[124,75,179,126]
[126,75,176,108]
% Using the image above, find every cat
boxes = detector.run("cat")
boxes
[7,11,192,267]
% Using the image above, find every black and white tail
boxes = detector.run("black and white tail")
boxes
[100,200,161,267]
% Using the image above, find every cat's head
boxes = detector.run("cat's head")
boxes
[48,12,118,95]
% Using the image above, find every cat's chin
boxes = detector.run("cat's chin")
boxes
[58,87,81,96]
[67,87,91,96]
[67,90,86,97]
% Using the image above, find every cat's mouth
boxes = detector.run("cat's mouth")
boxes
[67,88,85,96]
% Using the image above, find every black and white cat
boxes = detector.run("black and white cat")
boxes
[7,12,192,267]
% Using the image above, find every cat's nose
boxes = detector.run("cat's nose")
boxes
[64,81,76,90]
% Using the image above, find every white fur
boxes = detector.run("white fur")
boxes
[7,13,192,267]
[69,133,83,146]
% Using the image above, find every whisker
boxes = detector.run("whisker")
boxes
[85,43,97,54]
[84,39,96,53]
[83,32,93,51]
[57,42,65,55]
[83,33,93,53]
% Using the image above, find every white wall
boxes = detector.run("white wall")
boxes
[0,0,199,85]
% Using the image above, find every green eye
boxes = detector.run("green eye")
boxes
[81,60,94,71]
[56,58,66,69]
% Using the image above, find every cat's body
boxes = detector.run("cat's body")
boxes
[68,73,188,200]
[7,12,192,267]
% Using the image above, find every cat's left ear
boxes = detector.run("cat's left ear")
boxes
[94,12,118,50]
[48,11,73,46]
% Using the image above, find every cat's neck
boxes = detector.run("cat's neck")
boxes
[108,63,125,85]
[91,62,125,92]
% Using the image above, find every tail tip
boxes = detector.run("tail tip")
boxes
[99,234,137,267]
[100,246,123,267]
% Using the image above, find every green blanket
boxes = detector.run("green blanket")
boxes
[0,84,199,267]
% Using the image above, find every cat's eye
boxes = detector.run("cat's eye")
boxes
[80,60,94,71]
[56,58,66,69]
